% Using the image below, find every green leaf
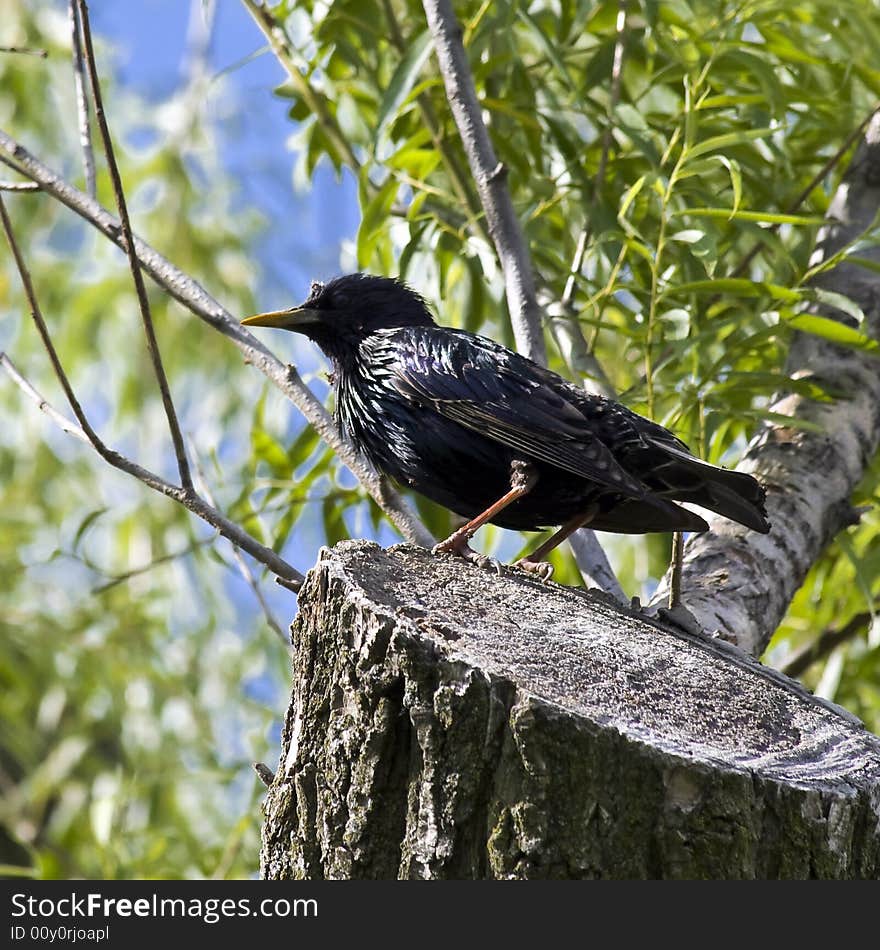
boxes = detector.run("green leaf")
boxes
[803,288,867,326]
[72,508,109,554]
[668,278,801,302]
[717,155,742,217]
[786,314,880,353]
[660,308,690,339]
[356,171,399,268]
[252,430,290,474]
[617,175,648,235]
[386,146,441,179]
[685,127,777,160]
[374,31,433,143]
[516,8,577,92]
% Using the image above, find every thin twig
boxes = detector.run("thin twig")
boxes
[548,0,627,400]
[422,0,546,364]
[0,180,40,192]
[242,0,360,170]
[68,0,96,199]
[253,762,275,787]
[0,46,48,58]
[778,611,873,679]
[668,530,684,609]
[77,0,194,492]
[0,351,91,444]
[0,193,305,589]
[0,131,434,548]
[91,536,213,594]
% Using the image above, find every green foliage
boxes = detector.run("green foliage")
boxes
[3,0,880,881]
[1,3,284,878]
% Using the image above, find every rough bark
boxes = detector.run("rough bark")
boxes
[261,541,880,880]
[654,114,880,655]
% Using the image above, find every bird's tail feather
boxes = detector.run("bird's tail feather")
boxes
[664,453,769,533]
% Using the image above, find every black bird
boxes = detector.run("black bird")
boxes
[242,273,769,577]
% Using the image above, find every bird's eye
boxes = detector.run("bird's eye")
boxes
[331,291,351,309]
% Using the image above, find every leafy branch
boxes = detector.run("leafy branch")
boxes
[0,192,304,590]
[0,130,434,548]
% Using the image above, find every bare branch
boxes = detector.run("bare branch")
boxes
[0,47,48,58]
[651,113,880,657]
[77,0,194,493]
[0,180,40,192]
[422,0,546,364]
[0,192,304,590]
[0,131,434,548]
[0,352,91,445]
[68,0,96,199]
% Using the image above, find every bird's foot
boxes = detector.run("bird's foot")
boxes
[514,557,554,582]
[432,537,502,574]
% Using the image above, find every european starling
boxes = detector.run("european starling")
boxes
[242,273,769,577]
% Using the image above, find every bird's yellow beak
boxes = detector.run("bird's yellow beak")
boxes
[240,306,322,330]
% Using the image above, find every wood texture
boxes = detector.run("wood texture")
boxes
[261,541,880,879]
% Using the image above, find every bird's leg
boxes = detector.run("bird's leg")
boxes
[515,505,598,581]
[433,461,538,570]
[668,530,684,608]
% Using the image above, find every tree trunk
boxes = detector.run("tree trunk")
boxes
[654,112,880,654]
[261,540,880,879]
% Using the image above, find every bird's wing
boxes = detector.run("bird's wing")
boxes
[380,330,649,498]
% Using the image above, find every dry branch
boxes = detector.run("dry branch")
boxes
[77,0,194,492]
[0,193,304,590]
[0,130,434,549]
[68,0,96,199]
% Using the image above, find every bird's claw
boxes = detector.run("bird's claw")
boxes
[432,539,503,574]
[471,552,503,574]
[514,558,554,582]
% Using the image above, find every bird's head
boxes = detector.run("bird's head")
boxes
[241,273,435,361]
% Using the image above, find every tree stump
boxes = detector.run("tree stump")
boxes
[260,540,880,879]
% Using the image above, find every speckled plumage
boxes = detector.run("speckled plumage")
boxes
[249,273,770,537]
